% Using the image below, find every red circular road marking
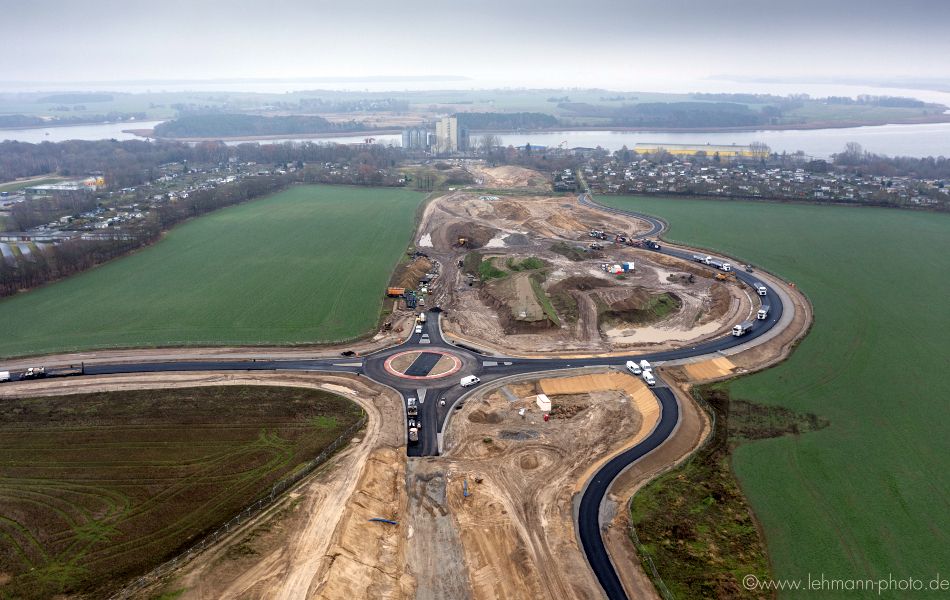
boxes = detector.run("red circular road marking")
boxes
[384,350,463,380]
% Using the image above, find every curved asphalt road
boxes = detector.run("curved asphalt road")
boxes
[1,193,786,600]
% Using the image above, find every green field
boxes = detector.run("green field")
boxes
[0,185,423,357]
[598,196,950,596]
[0,385,363,597]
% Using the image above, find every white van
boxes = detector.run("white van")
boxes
[625,360,642,375]
[642,371,656,386]
[0,371,10,383]
[639,359,652,372]
[460,375,481,387]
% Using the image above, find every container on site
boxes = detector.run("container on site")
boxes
[757,305,771,320]
[639,359,652,371]
[460,375,480,387]
[642,371,656,386]
[622,261,635,272]
[753,282,767,296]
[387,287,406,297]
[732,320,755,336]
[625,360,642,375]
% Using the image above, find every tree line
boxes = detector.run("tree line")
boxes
[153,114,370,138]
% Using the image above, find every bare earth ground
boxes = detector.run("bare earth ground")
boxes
[434,368,657,600]
[415,190,753,355]
[465,165,550,189]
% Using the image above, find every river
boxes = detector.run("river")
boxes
[3,120,948,158]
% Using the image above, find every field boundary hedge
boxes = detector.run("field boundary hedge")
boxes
[109,411,367,599]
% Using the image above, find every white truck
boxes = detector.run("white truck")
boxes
[757,304,771,320]
[625,360,642,375]
[732,320,755,336]
[720,262,732,272]
[639,359,652,372]
[642,371,656,386]
[407,397,418,417]
[417,312,427,323]
[0,371,9,383]
[23,367,46,379]
[753,282,767,296]
[408,427,419,444]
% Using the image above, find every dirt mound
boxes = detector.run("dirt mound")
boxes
[392,256,432,289]
[493,201,532,222]
[447,222,500,249]
[519,454,540,470]
[468,409,504,424]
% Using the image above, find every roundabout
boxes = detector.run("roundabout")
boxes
[383,349,463,380]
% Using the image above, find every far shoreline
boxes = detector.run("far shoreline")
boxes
[126,113,950,143]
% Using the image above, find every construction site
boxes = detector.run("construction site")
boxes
[0,163,812,600]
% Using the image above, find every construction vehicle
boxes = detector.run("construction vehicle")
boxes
[387,287,406,297]
[589,242,604,250]
[732,321,755,337]
[757,304,771,320]
[715,273,736,282]
[455,236,468,247]
[23,367,46,379]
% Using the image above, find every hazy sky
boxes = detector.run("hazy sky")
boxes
[3,0,949,88]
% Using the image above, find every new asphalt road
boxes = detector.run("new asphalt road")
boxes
[1,195,786,600]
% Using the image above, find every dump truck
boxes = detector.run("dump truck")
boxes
[387,287,406,297]
[757,304,771,320]
[753,282,768,296]
[715,273,735,282]
[732,321,755,337]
